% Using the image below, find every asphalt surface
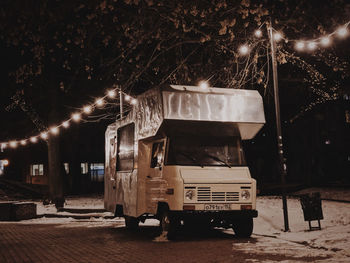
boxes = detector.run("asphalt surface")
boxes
[0,222,329,263]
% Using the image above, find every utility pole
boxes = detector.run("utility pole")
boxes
[119,87,123,120]
[268,20,290,232]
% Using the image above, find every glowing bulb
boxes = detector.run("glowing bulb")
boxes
[40,132,48,139]
[72,113,81,122]
[95,98,104,106]
[50,127,59,135]
[199,81,209,89]
[83,105,92,114]
[254,29,262,37]
[107,90,116,98]
[307,42,317,50]
[274,32,282,41]
[30,137,38,143]
[320,36,330,46]
[1,143,7,149]
[239,45,249,55]
[9,141,18,148]
[295,41,305,50]
[20,140,27,145]
[62,121,70,128]
[337,27,348,37]
[124,95,131,101]
[2,159,9,166]
[131,98,137,105]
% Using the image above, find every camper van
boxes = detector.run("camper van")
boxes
[105,85,265,239]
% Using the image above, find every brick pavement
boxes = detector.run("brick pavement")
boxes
[0,223,328,263]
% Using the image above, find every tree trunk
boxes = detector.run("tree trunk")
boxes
[48,135,65,208]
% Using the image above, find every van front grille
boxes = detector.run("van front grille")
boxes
[197,187,239,202]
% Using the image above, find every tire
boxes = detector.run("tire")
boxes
[232,217,253,238]
[159,210,179,240]
[124,216,139,230]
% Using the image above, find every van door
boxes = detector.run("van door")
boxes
[146,139,167,213]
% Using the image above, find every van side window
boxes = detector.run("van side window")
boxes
[151,141,164,168]
[116,123,135,171]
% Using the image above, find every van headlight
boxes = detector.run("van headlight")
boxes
[241,190,251,200]
[185,189,195,201]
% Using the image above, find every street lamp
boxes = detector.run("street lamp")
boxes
[268,21,290,232]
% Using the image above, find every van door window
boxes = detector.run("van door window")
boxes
[116,123,135,171]
[151,141,164,168]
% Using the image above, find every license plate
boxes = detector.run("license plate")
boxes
[204,204,231,211]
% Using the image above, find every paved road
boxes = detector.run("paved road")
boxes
[0,222,329,263]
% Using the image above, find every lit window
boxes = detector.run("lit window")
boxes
[81,163,89,174]
[90,163,104,182]
[64,163,70,174]
[30,164,44,176]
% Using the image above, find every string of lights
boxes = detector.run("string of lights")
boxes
[238,20,350,55]
[1,20,349,151]
[0,86,137,151]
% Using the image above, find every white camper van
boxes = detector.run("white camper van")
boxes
[105,85,265,239]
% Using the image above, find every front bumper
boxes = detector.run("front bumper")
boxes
[170,209,258,220]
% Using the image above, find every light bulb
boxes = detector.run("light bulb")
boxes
[83,105,92,114]
[320,36,330,46]
[307,42,317,50]
[295,41,305,50]
[254,29,262,37]
[124,95,131,101]
[199,81,209,89]
[239,45,249,55]
[131,98,137,105]
[274,32,282,42]
[337,27,348,37]
[20,140,27,145]
[72,113,81,122]
[30,137,38,143]
[108,90,116,98]
[62,121,70,128]
[9,141,18,148]
[40,132,48,139]
[96,98,104,106]
[50,127,59,135]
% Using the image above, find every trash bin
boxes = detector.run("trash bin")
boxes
[299,192,323,230]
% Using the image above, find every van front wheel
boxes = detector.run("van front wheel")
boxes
[232,217,253,238]
[159,211,179,240]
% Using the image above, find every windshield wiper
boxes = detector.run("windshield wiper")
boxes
[203,153,231,168]
[178,152,204,168]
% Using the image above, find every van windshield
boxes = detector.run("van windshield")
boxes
[166,136,245,167]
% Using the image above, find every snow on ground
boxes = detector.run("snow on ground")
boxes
[2,192,350,262]
[232,196,350,262]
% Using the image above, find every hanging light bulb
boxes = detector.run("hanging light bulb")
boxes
[131,98,137,105]
[40,132,48,139]
[20,140,27,146]
[1,143,7,149]
[72,113,81,122]
[9,141,18,148]
[107,90,116,98]
[124,95,131,101]
[239,44,249,55]
[83,105,92,114]
[30,137,38,143]
[95,98,104,107]
[307,42,317,50]
[254,29,262,37]
[295,41,305,50]
[199,81,209,89]
[337,27,348,37]
[320,36,331,46]
[50,127,59,135]
[62,121,70,128]
[274,32,282,41]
